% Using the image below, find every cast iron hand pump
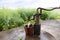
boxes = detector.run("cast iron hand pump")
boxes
[33,7,60,36]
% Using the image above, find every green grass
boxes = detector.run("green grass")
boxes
[0,8,60,31]
[19,37,22,40]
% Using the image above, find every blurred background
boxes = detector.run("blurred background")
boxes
[0,0,60,31]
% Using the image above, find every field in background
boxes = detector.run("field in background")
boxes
[0,8,60,31]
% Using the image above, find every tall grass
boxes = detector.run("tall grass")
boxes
[0,8,60,31]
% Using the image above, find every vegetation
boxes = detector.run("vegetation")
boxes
[0,8,60,31]
[19,37,22,40]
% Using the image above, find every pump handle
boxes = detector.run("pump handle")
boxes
[37,7,60,11]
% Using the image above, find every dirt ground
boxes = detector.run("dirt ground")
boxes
[0,19,60,40]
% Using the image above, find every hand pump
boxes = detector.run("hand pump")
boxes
[33,7,60,36]
[33,8,42,36]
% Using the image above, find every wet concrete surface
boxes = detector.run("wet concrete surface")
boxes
[0,19,60,40]
[25,31,56,40]
[41,19,60,40]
